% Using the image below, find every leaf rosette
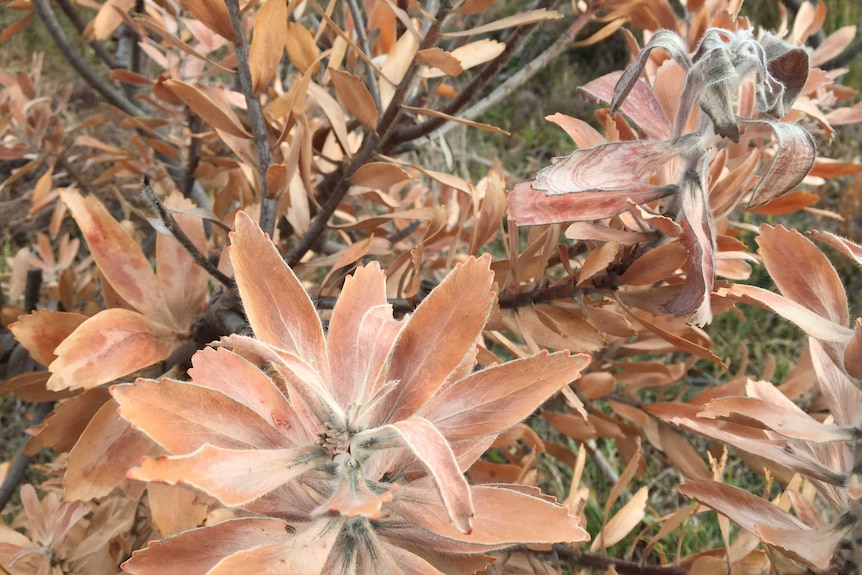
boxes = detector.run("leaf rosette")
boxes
[113,212,589,573]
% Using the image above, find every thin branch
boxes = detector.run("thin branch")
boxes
[52,0,121,70]
[431,7,595,142]
[225,0,277,238]
[0,270,53,515]
[286,23,441,267]
[31,0,144,117]
[385,0,553,149]
[546,545,689,575]
[313,277,589,314]
[181,114,205,199]
[0,401,54,514]
[141,177,234,288]
[346,0,382,111]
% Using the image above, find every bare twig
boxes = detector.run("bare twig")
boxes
[181,114,205,199]
[431,7,595,142]
[285,23,442,267]
[346,0,382,111]
[225,0,277,238]
[141,177,234,288]
[0,270,54,515]
[0,401,54,514]
[31,0,144,117]
[52,0,121,70]
[386,0,553,149]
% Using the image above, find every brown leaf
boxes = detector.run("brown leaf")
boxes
[249,0,286,93]
[90,0,134,40]
[453,0,497,15]
[350,162,413,190]
[330,68,378,132]
[284,21,319,74]
[401,104,509,135]
[147,483,209,538]
[578,241,619,286]
[619,242,688,286]
[60,189,168,324]
[0,12,33,44]
[441,9,562,37]
[0,372,75,404]
[757,224,848,326]
[746,191,819,215]
[178,0,237,41]
[163,79,251,139]
[25,388,110,454]
[418,47,463,77]
[591,486,648,551]
[48,309,179,391]
[8,310,87,366]
[64,399,154,501]
[657,424,711,480]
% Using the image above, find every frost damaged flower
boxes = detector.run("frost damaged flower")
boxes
[508,27,815,326]
[112,212,589,573]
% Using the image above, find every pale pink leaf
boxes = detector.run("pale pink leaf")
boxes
[111,378,292,453]
[701,396,858,442]
[130,444,325,506]
[388,483,587,549]
[419,350,590,441]
[742,121,816,207]
[579,71,671,140]
[678,479,806,533]
[229,211,330,377]
[810,339,862,426]
[718,284,852,343]
[533,138,690,195]
[188,347,309,444]
[662,153,715,326]
[48,309,179,391]
[375,256,493,424]
[121,518,293,575]
[807,229,862,268]
[327,262,388,406]
[365,417,473,533]
[507,181,674,226]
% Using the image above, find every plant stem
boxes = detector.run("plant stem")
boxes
[141,177,234,288]
[285,22,441,267]
[225,0,276,237]
[31,0,143,117]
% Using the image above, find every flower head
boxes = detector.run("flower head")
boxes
[114,212,589,573]
[508,27,815,326]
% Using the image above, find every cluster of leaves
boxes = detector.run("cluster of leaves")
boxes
[2,0,862,573]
